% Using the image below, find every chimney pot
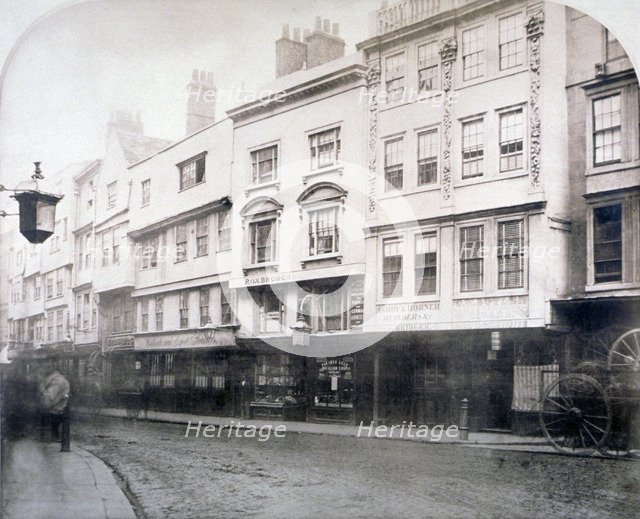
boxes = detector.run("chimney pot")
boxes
[282,23,290,39]
[293,27,301,41]
[314,16,322,31]
[303,28,310,40]
[323,19,330,33]
[332,22,339,36]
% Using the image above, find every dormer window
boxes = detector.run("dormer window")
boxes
[178,153,206,190]
[309,128,341,170]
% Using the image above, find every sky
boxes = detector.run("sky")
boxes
[0,0,638,190]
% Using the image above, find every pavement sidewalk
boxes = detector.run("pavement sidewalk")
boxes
[1,437,136,519]
[84,406,556,453]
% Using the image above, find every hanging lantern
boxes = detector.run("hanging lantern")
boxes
[11,163,63,244]
[491,331,502,351]
[291,317,311,347]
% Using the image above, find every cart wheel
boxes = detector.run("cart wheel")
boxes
[539,374,612,456]
[608,328,640,391]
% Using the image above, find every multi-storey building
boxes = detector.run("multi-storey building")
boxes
[126,70,238,415]
[356,0,573,430]
[3,0,637,433]
[552,9,640,366]
[6,163,86,367]
[227,18,372,423]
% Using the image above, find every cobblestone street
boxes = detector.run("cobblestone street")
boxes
[74,417,640,518]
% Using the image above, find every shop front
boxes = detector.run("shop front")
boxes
[133,328,237,414]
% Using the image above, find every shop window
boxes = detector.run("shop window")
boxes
[194,354,227,389]
[593,204,622,283]
[150,353,175,388]
[254,354,303,404]
[414,355,446,390]
[314,357,354,409]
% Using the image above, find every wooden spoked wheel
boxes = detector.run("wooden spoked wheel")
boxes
[539,374,612,455]
[608,328,640,391]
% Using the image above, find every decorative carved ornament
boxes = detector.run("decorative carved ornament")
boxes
[527,10,544,190]
[440,38,457,201]
[366,62,381,214]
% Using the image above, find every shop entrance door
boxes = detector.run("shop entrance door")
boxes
[485,348,513,430]
[413,354,449,426]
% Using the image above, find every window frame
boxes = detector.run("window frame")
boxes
[141,179,151,207]
[498,106,525,173]
[178,153,207,191]
[461,24,486,81]
[592,93,622,167]
[498,12,525,71]
[309,127,341,171]
[384,51,406,102]
[417,127,439,186]
[249,217,277,265]
[307,204,340,257]
[250,143,279,185]
[589,202,624,285]
[107,181,117,209]
[382,237,404,299]
[179,290,190,329]
[497,218,526,290]
[461,116,485,179]
[414,231,438,296]
[217,209,231,251]
[417,41,440,94]
[459,224,485,293]
[384,137,404,191]
[196,216,209,257]
[175,223,188,262]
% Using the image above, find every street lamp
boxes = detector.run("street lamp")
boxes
[290,294,323,347]
[0,162,63,244]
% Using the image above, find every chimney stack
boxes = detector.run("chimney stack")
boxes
[111,110,144,134]
[275,16,346,79]
[186,69,216,136]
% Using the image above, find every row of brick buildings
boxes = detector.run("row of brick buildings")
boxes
[2,0,639,431]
